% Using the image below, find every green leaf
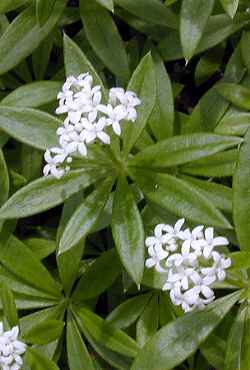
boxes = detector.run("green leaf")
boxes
[59,177,113,255]
[0,106,60,150]
[36,0,56,26]
[80,0,130,82]
[136,294,159,348]
[129,133,242,169]
[220,0,239,18]
[224,305,247,370]
[229,252,250,270]
[106,293,152,330]
[131,291,241,370]
[122,53,156,157]
[75,307,140,358]
[1,81,61,108]
[147,51,174,140]
[0,236,61,298]
[76,318,132,370]
[67,314,95,370]
[32,33,55,80]
[114,0,178,29]
[0,149,9,205]
[23,319,64,345]
[159,12,250,61]
[96,0,114,12]
[63,34,106,97]
[0,168,108,219]
[180,149,238,177]
[0,0,30,14]
[0,282,18,327]
[25,347,60,370]
[21,145,43,181]
[180,0,214,61]
[131,168,232,228]
[200,333,226,369]
[112,177,145,286]
[179,175,232,213]
[56,192,86,295]
[233,126,250,250]
[73,249,121,301]
[215,111,250,136]
[25,238,56,260]
[217,83,250,110]
[0,1,66,75]
[241,31,250,73]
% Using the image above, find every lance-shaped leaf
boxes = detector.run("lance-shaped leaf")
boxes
[23,319,64,345]
[25,347,60,370]
[80,0,129,82]
[129,133,242,169]
[1,81,61,108]
[136,294,159,348]
[0,106,60,150]
[72,249,121,302]
[36,0,56,26]
[67,314,95,370]
[0,0,31,14]
[148,51,174,140]
[112,177,145,286]
[114,0,178,29]
[217,83,250,110]
[224,305,250,370]
[220,0,239,18]
[159,12,250,61]
[0,283,18,327]
[180,175,232,213]
[63,34,106,97]
[122,53,156,157]
[96,0,114,12]
[215,112,250,137]
[0,236,61,298]
[180,149,238,177]
[59,177,113,255]
[233,126,250,250]
[75,307,140,358]
[131,168,231,229]
[0,168,108,219]
[131,291,241,370]
[106,293,152,330]
[0,0,66,75]
[180,0,214,61]
[0,149,9,206]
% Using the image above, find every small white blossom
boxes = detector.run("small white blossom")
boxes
[104,104,127,136]
[145,219,231,313]
[43,148,69,179]
[44,73,141,178]
[0,323,26,370]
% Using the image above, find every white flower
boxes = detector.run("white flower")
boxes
[104,104,127,136]
[145,220,231,313]
[45,73,141,179]
[192,227,229,259]
[163,218,186,245]
[61,130,87,157]
[43,148,69,179]
[145,245,168,272]
[109,88,141,122]
[0,323,26,370]
[80,117,110,145]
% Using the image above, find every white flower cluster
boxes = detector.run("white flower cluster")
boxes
[0,323,26,370]
[43,73,141,179]
[145,219,231,312]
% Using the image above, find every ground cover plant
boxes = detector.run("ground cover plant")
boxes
[0,0,250,369]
